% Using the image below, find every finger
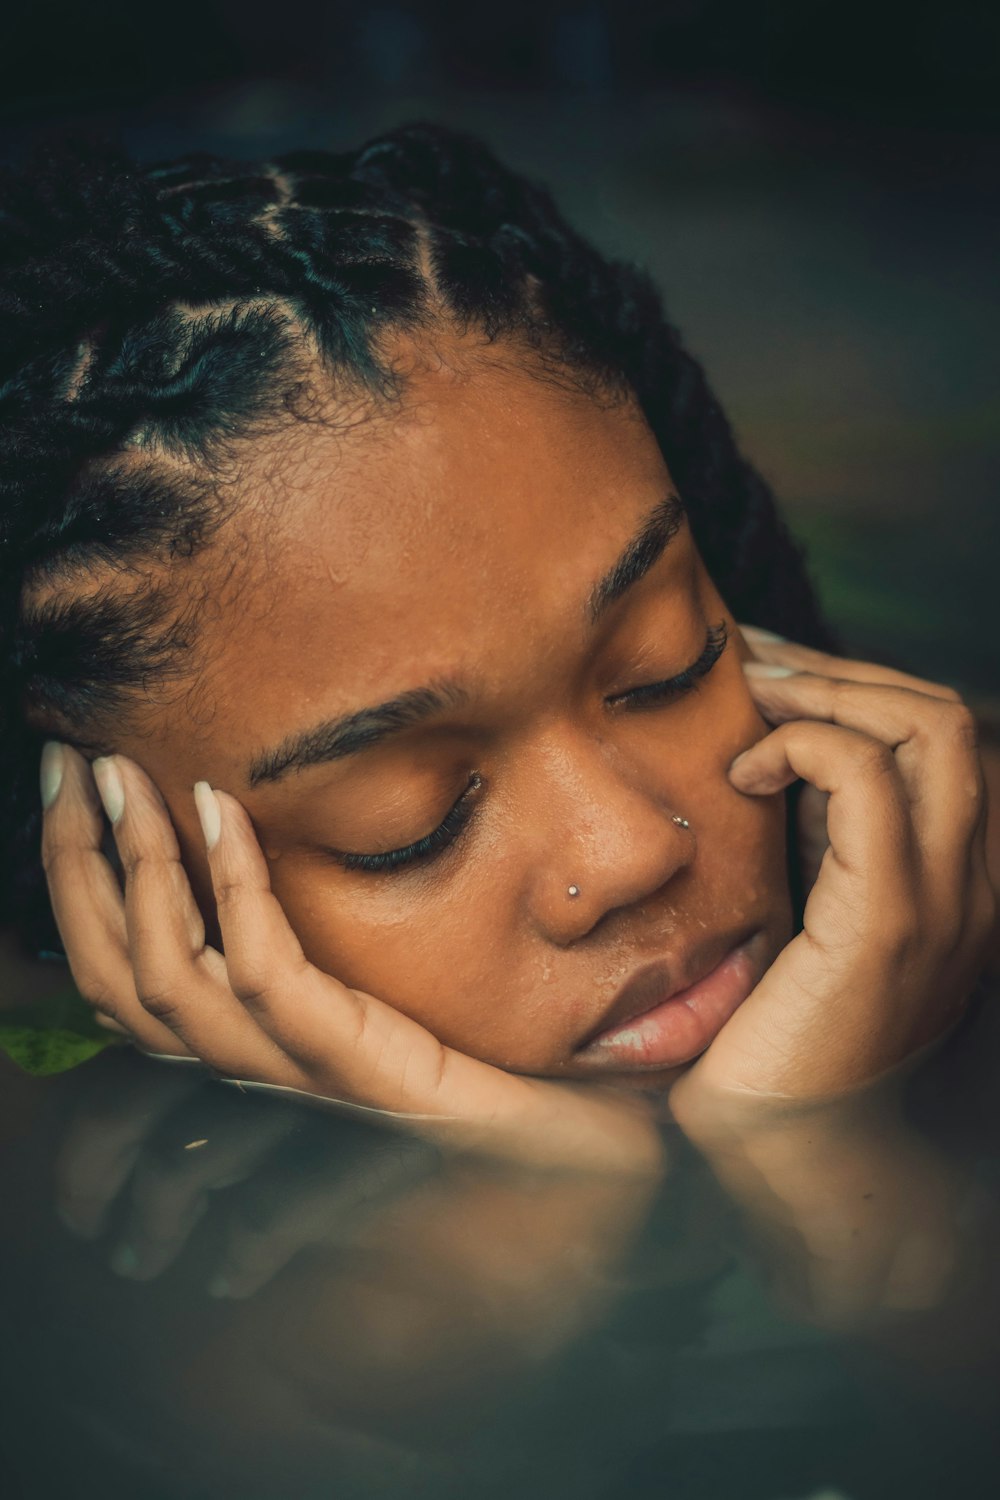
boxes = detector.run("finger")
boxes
[94,1014,130,1034]
[738,627,962,702]
[109,1093,300,1281]
[202,785,546,1123]
[200,785,388,1091]
[211,1133,435,1298]
[41,743,191,1055]
[200,785,669,1167]
[100,756,302,1086]
[53,1048,204,1240]
[729,719,916,919]
[741,669,986,862]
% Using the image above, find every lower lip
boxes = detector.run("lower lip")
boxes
[576,943,758,1072]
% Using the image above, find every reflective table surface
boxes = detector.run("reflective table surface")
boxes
[3,973,1000,1499]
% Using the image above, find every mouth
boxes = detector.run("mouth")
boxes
[573,927,762,1073]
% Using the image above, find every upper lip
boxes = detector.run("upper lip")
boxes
[575,923,758,1052]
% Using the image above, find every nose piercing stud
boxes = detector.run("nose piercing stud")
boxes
[672,815,690,829]
[567,885,581,898]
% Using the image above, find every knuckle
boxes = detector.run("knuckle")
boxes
[213,877,245,912]
[40,840,78,881]
[226,963,276,1011]
[929,696,983,756]
[137,983,185,1027]
[67,961,121,1014]
[119,846,163,882]
[854,736,896,784]
[226,948,308,1012]
[940,701,979,754]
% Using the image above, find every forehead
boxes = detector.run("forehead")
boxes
[190,353,675,746]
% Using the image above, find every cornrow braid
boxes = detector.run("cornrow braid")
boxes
[0,121,835,952]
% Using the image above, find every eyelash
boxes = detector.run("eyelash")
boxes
[606,619,729,710]
[339,774,484,874]
[337,620,728,875]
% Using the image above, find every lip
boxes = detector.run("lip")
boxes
[574,928,761,1072]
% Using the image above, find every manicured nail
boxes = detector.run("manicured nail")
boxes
[110,1241,140,1278]
[740,625,787,643]
[194,781,221,851]
[40,741,65,809]
[92,756,125,823]
[743,662,798,679]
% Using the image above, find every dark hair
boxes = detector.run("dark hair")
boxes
[0,121,834,950]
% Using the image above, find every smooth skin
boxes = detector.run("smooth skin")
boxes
[35,334,998,1159]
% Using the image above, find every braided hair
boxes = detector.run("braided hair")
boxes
[0,121,835,952]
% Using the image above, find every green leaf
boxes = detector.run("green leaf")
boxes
[0,1024,115,1076]
[0,985,122,1076]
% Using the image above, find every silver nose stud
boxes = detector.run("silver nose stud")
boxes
[567,816,690,898]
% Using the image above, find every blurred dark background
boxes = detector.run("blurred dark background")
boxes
[3,1,998,694]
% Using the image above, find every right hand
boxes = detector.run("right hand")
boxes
[41,744,666,1176]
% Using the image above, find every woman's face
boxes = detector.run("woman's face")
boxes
[117,338,794,1086]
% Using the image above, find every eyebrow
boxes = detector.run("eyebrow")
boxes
[248,681,470,787]
[587,493,684,623]
[247,493,685,787]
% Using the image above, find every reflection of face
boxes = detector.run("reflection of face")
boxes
[115,334,793,1085]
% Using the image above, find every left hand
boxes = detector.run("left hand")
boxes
[671,630,997,1121]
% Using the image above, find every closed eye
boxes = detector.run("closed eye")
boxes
[327,621,728,877]
[330,773,483,874]
[607,620,728,710]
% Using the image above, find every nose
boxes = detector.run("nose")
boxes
[521,731,696,943]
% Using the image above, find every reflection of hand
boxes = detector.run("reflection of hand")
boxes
[42,746,664,1176]
[54,1048,441,1293]
[52,1046,663,1384]
[672,632,996,1122]
[680,1075,999,1337]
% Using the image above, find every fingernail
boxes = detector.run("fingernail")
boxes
[740,625,787,643]
[743,662,798,679]
[110,1241,140,1278]
[92,756,125,823]
[194,781,221,851]
[40,741,65,809]
[207,1273,231,1298]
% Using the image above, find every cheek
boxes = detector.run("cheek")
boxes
[267,862,527,1056]
[259,668,792,1074]
[686,684,792,922]
[701,782,789,914]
